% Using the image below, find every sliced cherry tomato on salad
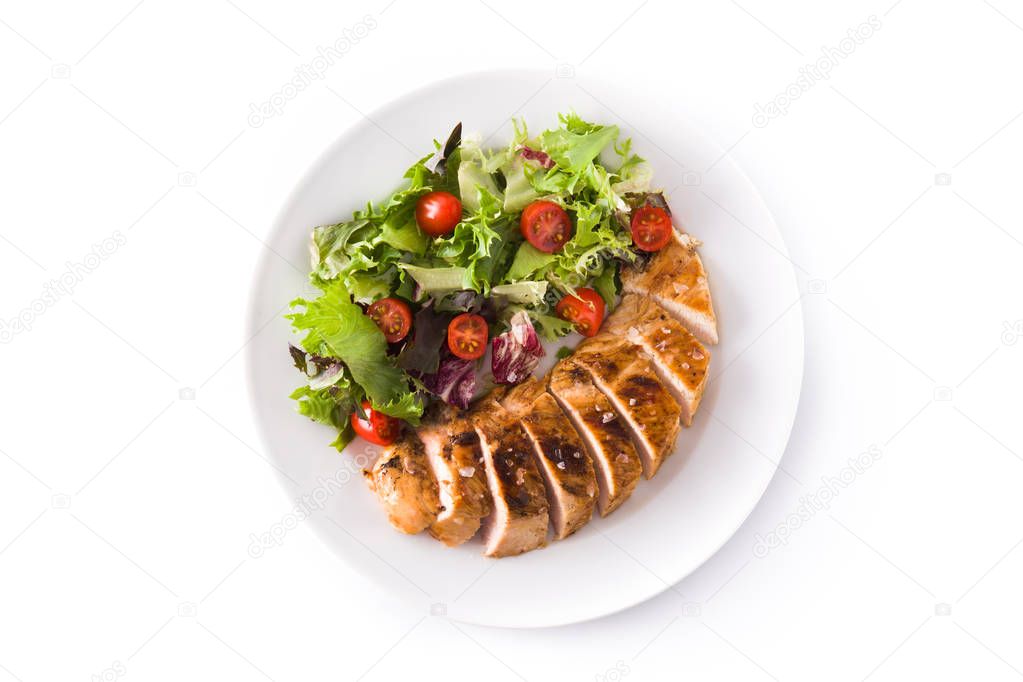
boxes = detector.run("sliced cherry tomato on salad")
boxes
[415,191,462,236]
[555,287,605,337]
[630,206,673,252]
[367,297,412,343]
[351,400,401,446]
[447,313,488,360]
[520,200,572,253]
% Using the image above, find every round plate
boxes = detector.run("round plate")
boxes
[246,70,804,628]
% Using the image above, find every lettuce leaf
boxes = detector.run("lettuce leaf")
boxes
[398,264,473,296]
[287,278,422,424]
[491,281,548,306]
[538,113,620,173]
[457,135,502,211]
[504,242,555,282]
[430,186,519,293]
[289,384,356,451]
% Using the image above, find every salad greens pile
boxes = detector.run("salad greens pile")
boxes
[288,113,657,450]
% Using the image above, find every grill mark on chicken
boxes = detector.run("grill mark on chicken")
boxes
[548,360,642,516]
[471,399,549,557]
[573,335,682,478]
[604,294,711,425]
[500,378,598,540]
[418,408,492,547]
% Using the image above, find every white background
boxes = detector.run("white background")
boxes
[1,0,1021,680]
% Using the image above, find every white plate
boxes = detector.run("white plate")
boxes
[246,70,804,628]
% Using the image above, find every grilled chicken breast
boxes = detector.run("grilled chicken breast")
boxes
[604,294,710,426]
[547,360,643,516]
[363,431,441,534]
[499,378,598,540]
[418,406,492,546]
[621,230,718,345]
[573,334,682,478]
[471,398,550,557]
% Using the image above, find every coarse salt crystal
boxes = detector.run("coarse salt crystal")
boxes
[556,461,566,470]
[601,412,616,423]
[515,468,525,485]
[692,349,705,360]
[459,466,475,477]
[662,327,672,334]
[629,398,637,406]
[681,362,690,370]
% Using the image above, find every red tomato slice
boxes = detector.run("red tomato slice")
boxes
[520,200,572,253]
[351,400,401,446]
[367,297,412,343]
[415,191,462,236]
[555,287,605,337]
[447,313,488,360]
[630,206,673,252]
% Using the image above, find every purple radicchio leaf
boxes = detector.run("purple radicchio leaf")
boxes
[519,146,554,169]
[423,355,477,409]
[491,311,545,385]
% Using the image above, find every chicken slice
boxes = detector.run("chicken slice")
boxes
[417,406,492,547]
[621,230,718,345]
[363,431,441,534]
[604,293,711,426]
[499,378,598,540]
[547,360,643,516]
[471,398,549,557]
[572,334,682,478]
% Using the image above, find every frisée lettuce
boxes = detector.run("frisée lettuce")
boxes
[288,113,660,449]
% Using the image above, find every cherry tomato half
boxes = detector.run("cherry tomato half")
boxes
[351,400,401,446]
[520,200,572,253]
[415,191,462,237]
[630,206,673,252]
[367,297,412,343]
[447,313,488,360]
[555,287,606,337]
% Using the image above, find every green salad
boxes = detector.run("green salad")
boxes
[288,113,673,450]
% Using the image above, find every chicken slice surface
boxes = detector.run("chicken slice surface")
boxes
[363,431,441,534]
[470,398,550,557]
[547,360,643,515]
[621,230,718,345]
[499,378,598,540]
[417,406,492,546]
[604,293,710,426]
[572,334,682,478]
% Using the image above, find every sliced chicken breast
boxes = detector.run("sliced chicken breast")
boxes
[363,431,441,534]
[547,359,643,516]
[470,398,550,557]
[604,293,711,426]
[417,406,492,547]
[621,230,718,345]
[572,334,682,478]
[499,378,598,540]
